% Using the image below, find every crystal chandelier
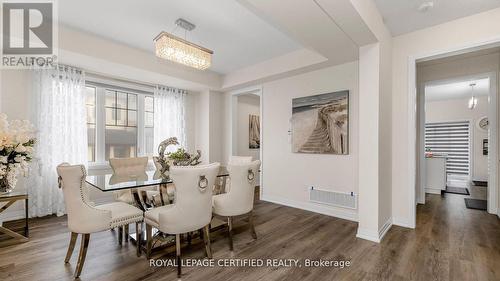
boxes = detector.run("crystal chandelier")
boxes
[468,82,477,110]
[154,19,213,70]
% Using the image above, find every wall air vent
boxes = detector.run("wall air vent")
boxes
[309,187,357,209]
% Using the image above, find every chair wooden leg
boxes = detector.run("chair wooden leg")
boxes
[136,222,142,257]
[228,217,234,251]
[187,232,192,246]
[74,233,90,278]
[249,211,257,239]
[176,234,181,278]
[203,225,212,258]
[118,226,123,245]
[124,225,129,242]
[64,232,78,263]
[146,224,152,259]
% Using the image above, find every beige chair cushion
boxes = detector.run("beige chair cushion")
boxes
[96,202,143,228]
[144,204,174,228]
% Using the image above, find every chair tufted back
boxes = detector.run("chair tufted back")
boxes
[218,160,261,216]
[159,163,220,234]
[109,157,148,176]
[57,163,111,234]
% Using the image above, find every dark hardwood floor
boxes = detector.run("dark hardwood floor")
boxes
[1,192,499,281]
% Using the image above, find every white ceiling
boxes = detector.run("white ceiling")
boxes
[58,0,301,74]
[425,78,490,102]
[374,0,500,36]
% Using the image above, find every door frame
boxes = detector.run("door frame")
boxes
[228,85,264,195]
[417,73,496,205]
[408,39,500,227]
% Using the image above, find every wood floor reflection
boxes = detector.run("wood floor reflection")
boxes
[0,192,499,281]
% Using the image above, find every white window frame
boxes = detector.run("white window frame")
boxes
[86,81,154,170]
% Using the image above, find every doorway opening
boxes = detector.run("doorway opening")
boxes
[229,87,263,196]
[413,47,499,224]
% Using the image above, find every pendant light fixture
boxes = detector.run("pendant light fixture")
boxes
[154,18,213,70]
[468,82,477,110]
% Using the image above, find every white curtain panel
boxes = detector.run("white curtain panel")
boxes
[153,86,187,153]
[28,66,87,217]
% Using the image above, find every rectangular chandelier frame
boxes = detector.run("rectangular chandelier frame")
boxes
[154,31,213,70]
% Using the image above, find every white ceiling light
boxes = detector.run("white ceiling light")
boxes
[154,18,213,70]
[417,1,434,13]
[468,83,478,110]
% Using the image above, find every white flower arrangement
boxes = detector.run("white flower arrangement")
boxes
[0,113,36,192]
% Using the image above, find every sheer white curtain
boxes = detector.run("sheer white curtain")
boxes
[28,66,87,217]
[153,86,187,153]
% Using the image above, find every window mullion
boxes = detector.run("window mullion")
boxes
[96,87,106,164]
[137,95,145,156]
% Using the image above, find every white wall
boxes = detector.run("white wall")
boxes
[259,61,359,221]
[236,95,260,161]
[392,7,500,226]
[426,96,489,181]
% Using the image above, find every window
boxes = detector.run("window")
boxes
[425,121,470,176]
[104,90,138,160]
[85,84,154,164]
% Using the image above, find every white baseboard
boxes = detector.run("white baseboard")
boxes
[378,218,392,241]
[392,217,415,229]
[261,194,358,222]
[356,228,380,242]
[425,188,442,195]
[356,218,392,243]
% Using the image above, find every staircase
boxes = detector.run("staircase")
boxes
[300,117,332,153]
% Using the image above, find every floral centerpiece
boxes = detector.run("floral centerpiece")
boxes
[0,113,36,193]
[167,148,201,166]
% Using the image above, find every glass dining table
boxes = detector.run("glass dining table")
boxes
[85,166,230,254]
[86,166,230,211]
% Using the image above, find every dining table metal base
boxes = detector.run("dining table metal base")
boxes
[128,217,228,257]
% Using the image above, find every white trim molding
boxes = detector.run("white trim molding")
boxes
[261,194,358,222]
[392,217,413,228]
[425,188,442,195]
[356,218,392,243]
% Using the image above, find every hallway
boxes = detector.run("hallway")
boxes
[407,192,500,280]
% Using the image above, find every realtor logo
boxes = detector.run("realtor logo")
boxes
[1,0,57,68]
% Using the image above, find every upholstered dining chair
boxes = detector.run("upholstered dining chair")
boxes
[57,163,143,278]
[109,157,160,239]
[109,157,159,205]
[144,162,220,278]
[213,156,253,195]
[212,160,261,251]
